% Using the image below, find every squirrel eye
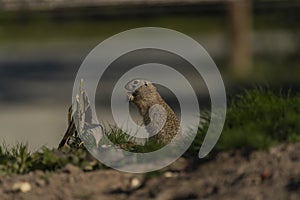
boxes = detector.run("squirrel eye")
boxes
[144,83,148,86]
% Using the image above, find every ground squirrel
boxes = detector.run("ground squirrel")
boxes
[125,79,180,144]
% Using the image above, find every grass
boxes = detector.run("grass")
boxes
[0,143,105,175]
[187,88,300,157]
[100,126,165,153]
[0,88,299,174]
[220,88,300,149]
[0,143,31,174]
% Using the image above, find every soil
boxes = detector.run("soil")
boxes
[1,143,300,200]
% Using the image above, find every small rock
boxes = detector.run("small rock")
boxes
[62,164,82,174]
[130,177,142,189]
[164,171,178,178]
[12,182,31,193]
[168,157,188,171]
[35,179,46,187]
[261,169,272,181]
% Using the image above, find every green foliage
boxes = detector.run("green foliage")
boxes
[0,143,32,174]
[0,143,105,175]
[100,126,165,153]
[221,89,300,149]
[1,89,299,174]
[188,88,300,156]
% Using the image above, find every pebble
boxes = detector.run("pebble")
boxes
[130,177,142,189]
[35,179,47,187]
[12,182,32,193]
[62,164,82,174]
[164,171,178,178]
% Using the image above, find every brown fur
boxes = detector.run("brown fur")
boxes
[128,81,180,144]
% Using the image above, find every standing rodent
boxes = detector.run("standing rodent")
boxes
[125,79,180,144]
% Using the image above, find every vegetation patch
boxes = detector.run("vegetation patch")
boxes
[0,89,299,174]
[187,88,300,157]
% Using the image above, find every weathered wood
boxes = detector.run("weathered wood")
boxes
[228,0,253,77]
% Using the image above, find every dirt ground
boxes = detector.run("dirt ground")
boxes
[1,143,300,200]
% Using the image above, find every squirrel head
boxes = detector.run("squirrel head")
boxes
[125,79,161,107]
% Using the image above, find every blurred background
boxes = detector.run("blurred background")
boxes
[0,0,299,150]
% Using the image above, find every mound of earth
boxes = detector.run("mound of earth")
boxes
[1,143,300,200]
